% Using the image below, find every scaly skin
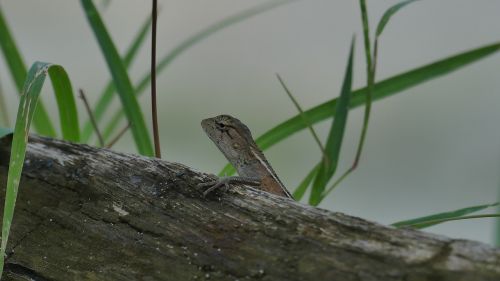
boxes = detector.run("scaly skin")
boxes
[200,114,293,198]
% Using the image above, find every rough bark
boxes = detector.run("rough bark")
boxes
[0,134,499,281]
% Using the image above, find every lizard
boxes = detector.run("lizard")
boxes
[198,114,293,199]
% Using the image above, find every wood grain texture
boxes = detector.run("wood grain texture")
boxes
[0,134,499,281]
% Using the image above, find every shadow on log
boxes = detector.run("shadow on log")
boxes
[0,134,499,280]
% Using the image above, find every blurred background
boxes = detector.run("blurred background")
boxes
[0,0,499,244]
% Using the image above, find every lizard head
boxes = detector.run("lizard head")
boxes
[201,114,256,159]
[201,114,253,141]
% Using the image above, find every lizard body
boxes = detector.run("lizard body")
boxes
[200,115,293,199]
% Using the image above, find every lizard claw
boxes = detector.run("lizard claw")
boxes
[199,180,224,197]
[198,176,261,197]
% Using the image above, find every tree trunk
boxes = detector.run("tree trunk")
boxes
[0,134,499,281]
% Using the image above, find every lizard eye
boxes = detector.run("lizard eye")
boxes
[216,122,226,130]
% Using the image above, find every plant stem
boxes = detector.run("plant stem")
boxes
[79,89,104,146]
[151,0,161,158]
[276,73,329,166]
[106,122,131,148]
[402,214,500,229]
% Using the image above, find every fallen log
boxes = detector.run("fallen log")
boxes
[0,134,499,281]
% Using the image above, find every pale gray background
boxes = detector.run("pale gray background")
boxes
[0,0,499,244]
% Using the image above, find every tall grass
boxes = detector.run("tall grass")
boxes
[0,0,499,277]
[0,62,78,277]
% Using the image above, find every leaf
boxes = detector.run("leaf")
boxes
[101,0,297,142]
[376,0,421,38]
[0,62,79,277]
[391,202,499,229]
[48,66,80,142]
[0,81,8,126]
[309,39,355,206]
[219,42,500,176]
[80,0,153,156]
[81,13,152,143]
[0,7,55,136]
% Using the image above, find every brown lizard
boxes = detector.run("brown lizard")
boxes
[198,114,293,199]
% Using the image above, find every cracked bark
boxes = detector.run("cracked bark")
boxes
[0,134,499,281]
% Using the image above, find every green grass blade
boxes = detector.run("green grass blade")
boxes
[359,0,372,70]
[394,214,500,229]
[0,61,79,277]
[376,0,421,37]
[0,64,46,277]
[293,164,319,200]
[101,0,297,142]
[309,39,355,206]
[391,202,499,229]
[320,0,374,200]
[137,0,296,93]
[81,14,152,143]
[0,7,55,136]
[258,42,500,152]
[0,81,8,126]
[48,66,80,142]
[80,0,153,156]
[219,42,500,176]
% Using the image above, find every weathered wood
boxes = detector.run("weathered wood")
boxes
[0,134,499,281]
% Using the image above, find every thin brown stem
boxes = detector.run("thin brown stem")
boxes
[151,0,161,158]
[106,122,131,148]
[79,89,104,146]
[276,73,329,166]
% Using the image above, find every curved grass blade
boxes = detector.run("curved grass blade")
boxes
[49,66,80,141]
[80,0,153,156]
[376,0,421,38]
[394,214,500,229]
[322,0,373,201]
[0,62,79,277]
[309,39,355,206]
[101,0,297,142]
[81,14,152,143]
[322,0,422,200]
[0,8,55,136]
[217,42,500,176]
[391,202,499,229]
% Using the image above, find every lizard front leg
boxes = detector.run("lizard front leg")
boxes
[198,176,261,197]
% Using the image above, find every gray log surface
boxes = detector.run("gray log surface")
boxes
[0,134,499,281]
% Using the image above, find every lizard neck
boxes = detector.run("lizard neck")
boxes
[235,145,293,198]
